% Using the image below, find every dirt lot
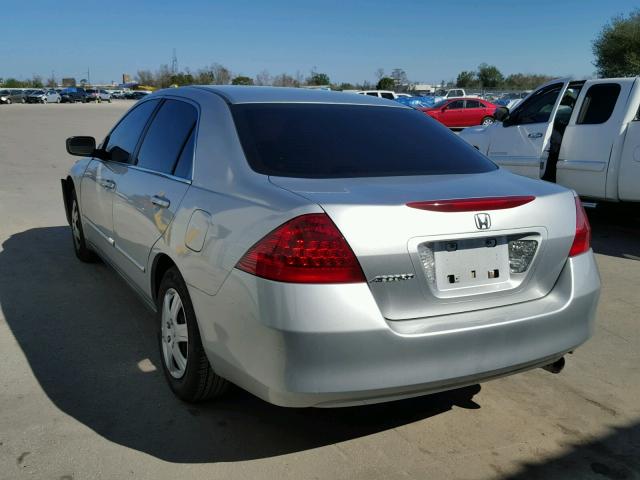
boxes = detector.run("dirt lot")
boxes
[0,102,638,480]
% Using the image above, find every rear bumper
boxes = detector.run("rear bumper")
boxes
[190,251,600,407]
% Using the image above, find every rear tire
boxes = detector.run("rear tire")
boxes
[70,190,99,263]
[157,266,229,403]
[481,116,494,126]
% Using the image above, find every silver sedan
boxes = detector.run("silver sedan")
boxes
[61,86,600,407]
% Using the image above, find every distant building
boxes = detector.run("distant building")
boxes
[122,73,132,84]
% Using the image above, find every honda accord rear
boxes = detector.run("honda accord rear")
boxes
[63,86,600,407]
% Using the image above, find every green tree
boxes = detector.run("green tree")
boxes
[307,71,330,86]
[3,78,25,88]
[338,82,355,90]
[232,75,254,85]
[456,70,477,88]
[477,63,504,88]
[376,77,395,90]
[593,9,640,77]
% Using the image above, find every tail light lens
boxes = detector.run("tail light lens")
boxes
[236,213,365,284]
[569,197,591,257]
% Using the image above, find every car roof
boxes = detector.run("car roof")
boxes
[174,85,406,106]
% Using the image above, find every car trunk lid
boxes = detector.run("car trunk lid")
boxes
[270,170,576,320]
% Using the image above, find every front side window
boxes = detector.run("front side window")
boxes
[447,100,464,110]
[104,99,159,163]
[508,83,563,125]
[136,99,197,175]
[231,103,497,178]
[576,83,621,125]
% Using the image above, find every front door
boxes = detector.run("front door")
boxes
[440,99,465,127]
[488,79,570,178]
[80,159,117,255]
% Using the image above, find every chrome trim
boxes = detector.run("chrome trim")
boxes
[123,164,192,185]
[114,242,146,272]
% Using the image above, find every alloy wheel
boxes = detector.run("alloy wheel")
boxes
[161,288,189,379]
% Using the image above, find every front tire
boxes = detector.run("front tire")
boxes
[157,267,229,403]
[70,190,98,263]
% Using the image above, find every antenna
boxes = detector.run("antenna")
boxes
[171,48,178,74]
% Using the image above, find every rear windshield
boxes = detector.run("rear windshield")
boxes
[231,104,497,178]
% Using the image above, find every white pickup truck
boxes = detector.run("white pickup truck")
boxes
[459,77,640,203]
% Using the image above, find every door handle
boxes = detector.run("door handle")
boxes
[528,132,543,139]
[151,195,170,208]
[99,179,116,190]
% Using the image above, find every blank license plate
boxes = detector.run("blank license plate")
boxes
[433,236,509,291]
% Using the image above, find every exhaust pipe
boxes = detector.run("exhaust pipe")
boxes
[542,357,565,374]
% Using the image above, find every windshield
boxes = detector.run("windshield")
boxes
[231,103,497,178]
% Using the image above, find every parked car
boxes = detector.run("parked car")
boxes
[26,89,62,104]
[420,97,498,127]
[61,86,599,407]
[108,89,126,99]
[356,90,399,100]
[128,90,152,100]
[459,77,640,203]
[85,88,112,103]
[60,88,88,103]
[0,89,26,104]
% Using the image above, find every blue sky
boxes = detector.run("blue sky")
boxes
[1,0,635,84]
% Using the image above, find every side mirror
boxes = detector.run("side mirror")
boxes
[494,107,509,123]
[66,136,96,156]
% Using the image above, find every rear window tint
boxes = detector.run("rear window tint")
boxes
[231,104,497,178]
[577,83,621,125]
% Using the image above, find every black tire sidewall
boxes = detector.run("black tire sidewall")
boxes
[157,267,209,401]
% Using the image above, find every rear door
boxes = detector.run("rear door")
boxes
[557,80,630,199]
[487,79,570,178]
[111,98,196,292]
[617,82,640,201]
[463,99,484,126]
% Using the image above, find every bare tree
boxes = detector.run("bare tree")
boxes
[272,73,297,87]
[136,70,155,86]
[374,68,385,80]
[255,69,272,86]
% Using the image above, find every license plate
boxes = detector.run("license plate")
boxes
[433,236,509,291]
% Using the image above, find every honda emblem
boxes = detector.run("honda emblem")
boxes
[474,213,491,230]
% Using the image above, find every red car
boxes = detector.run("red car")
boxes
[419,98,498,128]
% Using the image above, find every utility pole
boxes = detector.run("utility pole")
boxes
[87,67,90,86]
[171,48,178,75]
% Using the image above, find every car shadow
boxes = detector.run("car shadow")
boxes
[0,226,481,464]
[502,421,640,479]
[586,205,640,261]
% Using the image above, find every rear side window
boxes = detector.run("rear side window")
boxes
[105,99,159,163]
[380,92,395,100]
[231,104,497,178]
[136,99,197,175]
[465,100,481,108]
[576,83,621,125]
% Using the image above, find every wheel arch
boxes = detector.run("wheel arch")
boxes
[60,176,75,225]
[150,253,179,304]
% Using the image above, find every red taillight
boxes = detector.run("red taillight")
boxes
[569,197,591,257]
[407,196,535,212]
[235,213,365,284]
